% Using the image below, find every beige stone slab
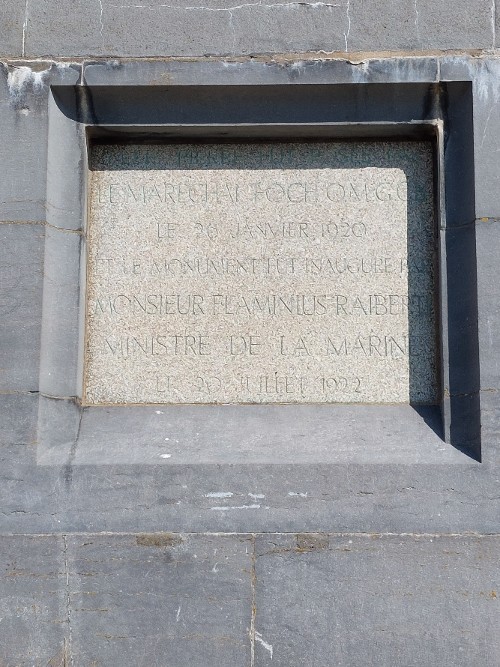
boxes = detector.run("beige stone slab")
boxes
[84,142,438,405]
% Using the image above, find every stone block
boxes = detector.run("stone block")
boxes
[254,533,500,666]
[472,60,500,219]
[0,1,25,57]
[0,392,38,447]
[443,223,480,395]
[0,223,44,391]
[439,58,500,219]
[479,388,500,464]
[85,141,437,406]
[0,535,67,665]
[66,533,252,666]
[0,63,48,222]
[26,0,346,57]
[24,0,103,58]
[348,0,493,52]
[24,0,495,57]
[39,226,83,398]
[0,62,79,223]
[476,219,500,392]
[81,56,440,90]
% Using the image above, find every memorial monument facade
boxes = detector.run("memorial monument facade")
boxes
[0,1,499,664]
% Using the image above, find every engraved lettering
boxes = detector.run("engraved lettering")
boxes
[85,142,437,405]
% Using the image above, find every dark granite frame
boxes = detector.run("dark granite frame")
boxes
[37,63,480,465]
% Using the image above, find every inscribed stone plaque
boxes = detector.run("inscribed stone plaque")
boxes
[84,142,438,405]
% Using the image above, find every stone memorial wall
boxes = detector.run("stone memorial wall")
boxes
[1,2,500,664]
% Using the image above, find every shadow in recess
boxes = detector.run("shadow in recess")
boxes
[404,143,442,440]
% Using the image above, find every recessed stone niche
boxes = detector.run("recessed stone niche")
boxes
[84,141,438,406]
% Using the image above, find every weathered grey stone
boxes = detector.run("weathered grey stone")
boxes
[24,0,103,58]
[254,534,500,666]
[85,141,438,405]
[0,535,67,666]
[3,459,500,535]
[480,389,500,464]
[0,62,80,223]
[0,63,48,222]
[37,66,482,449]
[0,223,44,391]
[46,83,87,232]
[0,392,38,448]
[82,57,439,88]
[26,0,348,58]
[0,46,499,666]
[0,405,63,530]
[476,220,500,390]
[348,0,419,51]
[39,226,83,398]
[23,0,495,57]
[38,403,468,466]
[439,57,500,219]
[471,60,500,219]
[0,388,498,534]
[66,533,252,666]
[1,531,499,666]
[36,395,81,466]
[442,224,480,396]
[0,1,25,57]
[423,1,494,50]
[348,0,493,52]
[495,5,500,48]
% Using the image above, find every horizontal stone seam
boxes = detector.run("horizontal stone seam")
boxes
[39,392,78,401]
[0,219,82,234]
[0,390,80,401]
[1,48,499,65]
[43,220,83,235]
[0,531,499,538]
[0,530,497,539]
[441,219,476,230]
[7,386,494,399]
[0,220,45,226]
[444,389,480,398]
[0,389,39,396]
[477,217,500,223]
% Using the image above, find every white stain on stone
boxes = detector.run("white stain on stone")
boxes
[478,61,500,103]
[255,631,274,659]
[7,66,47,102]
[248,493,266,500]
[350,59,371,83]
[205,491,234,498]
[176,604,181,622]
[22,0,29,57]
[211,504,261,511]
[110,1,342,10]
[491,0,496,48]
[98,0,105,35]
[414,0,420,43]
[343,0,351,51]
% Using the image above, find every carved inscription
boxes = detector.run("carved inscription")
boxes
[84,142,438,404]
